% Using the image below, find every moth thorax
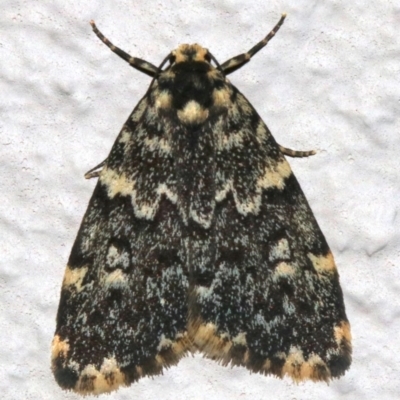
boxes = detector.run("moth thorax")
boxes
[173,44,209,63]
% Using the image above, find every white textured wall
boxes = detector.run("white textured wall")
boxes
[1,1,399,399]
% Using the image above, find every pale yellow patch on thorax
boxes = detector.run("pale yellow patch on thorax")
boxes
[177,100,209,124]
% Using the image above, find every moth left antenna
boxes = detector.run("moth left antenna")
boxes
[90,20,159,78]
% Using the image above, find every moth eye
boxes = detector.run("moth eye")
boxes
[205,53,212,63]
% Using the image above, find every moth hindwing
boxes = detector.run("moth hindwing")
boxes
[52,14,351,395]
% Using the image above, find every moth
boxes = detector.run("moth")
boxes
[52,14,351,395]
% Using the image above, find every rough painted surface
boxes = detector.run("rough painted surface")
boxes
[2,1,400,399]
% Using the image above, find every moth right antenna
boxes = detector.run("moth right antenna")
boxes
[220,13,287,75]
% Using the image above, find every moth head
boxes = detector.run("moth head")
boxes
[171,44,211,64]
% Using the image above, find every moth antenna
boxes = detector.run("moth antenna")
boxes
[221,13,287,75]
[90,20,159,77]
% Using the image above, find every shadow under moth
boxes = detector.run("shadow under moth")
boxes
[52,14,352,395]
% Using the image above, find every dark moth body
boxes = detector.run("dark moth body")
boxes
[52,17,351,395]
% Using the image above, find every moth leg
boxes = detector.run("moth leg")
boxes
[90,20,158,77]
[278,145,316,158]
[221,13,287,75]
[84,159,107,179]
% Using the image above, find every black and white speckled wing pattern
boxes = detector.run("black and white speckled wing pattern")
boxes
[178,83,352,381]
[52,19,351,395]
[188,109,352,380]
[52,97,192,394]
